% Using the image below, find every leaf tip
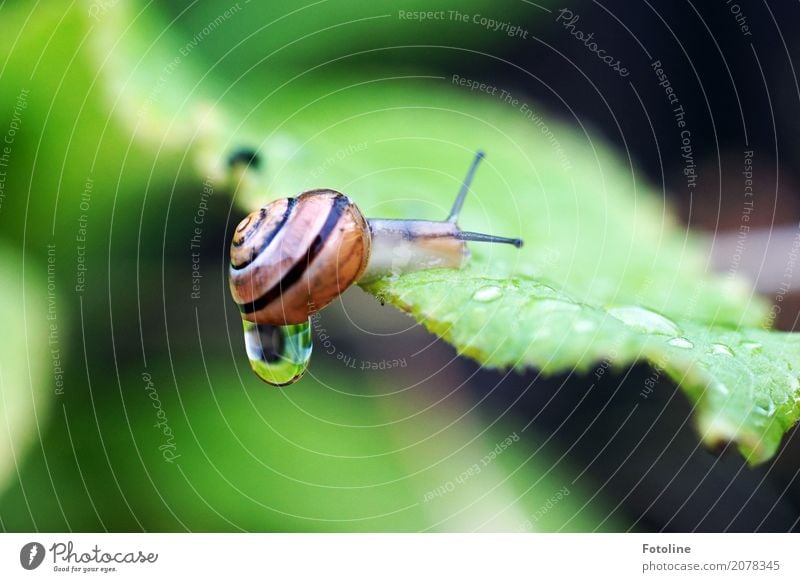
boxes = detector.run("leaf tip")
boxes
[698,414,776,466]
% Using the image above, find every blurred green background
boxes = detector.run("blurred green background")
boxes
[1,0,799,532]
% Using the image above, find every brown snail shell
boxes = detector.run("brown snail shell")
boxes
[229,189,370,325]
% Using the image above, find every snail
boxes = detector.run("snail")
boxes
[229,151,522,385]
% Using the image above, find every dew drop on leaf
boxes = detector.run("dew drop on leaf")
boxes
[607,306,681,336]
[713,382,731,397]
[710,343,734,357]
[753,396,777,418]
[472,285,503,302]
[668,337,694,349]
[740,341,763,353]
[573,319,596,333]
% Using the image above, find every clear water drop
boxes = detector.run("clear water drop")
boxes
[710,343,734,357]
[607,305,680,336]
[472,285,503,302]
[753,396,776,417]
[668,337,694,349]
[710,381,730,397]
[573,319,596,333]
[740,341,762,353]
[243,319,312,386]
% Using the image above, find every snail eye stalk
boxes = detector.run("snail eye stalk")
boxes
[447,149,485,223]
[450,150,523,247]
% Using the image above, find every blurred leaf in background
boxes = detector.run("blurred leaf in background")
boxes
[0,243,51,503]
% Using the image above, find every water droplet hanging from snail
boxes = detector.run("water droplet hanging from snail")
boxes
[228,150,523,385]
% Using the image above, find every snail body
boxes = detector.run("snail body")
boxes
[229,151,522,385]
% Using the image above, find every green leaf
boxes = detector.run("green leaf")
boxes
[365,267,799,464]
[235,79,793,464]
[0,242,54,498]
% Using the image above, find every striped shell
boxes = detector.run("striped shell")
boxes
[229,189,371,325]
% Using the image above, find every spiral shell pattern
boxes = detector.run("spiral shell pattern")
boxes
[229,189,371,325]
